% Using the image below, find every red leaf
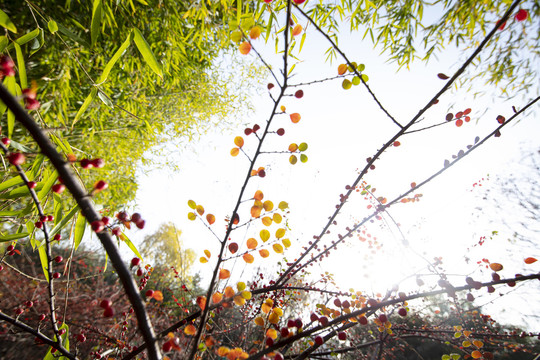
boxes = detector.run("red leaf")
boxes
[524,257,537,264]
[437,73,449,80]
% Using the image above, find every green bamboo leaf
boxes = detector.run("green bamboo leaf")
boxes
[73,88,97,126]
[11,29,40,47]
[0,232,29,242]
[121,232,143,261]
[56,22,90,48]
[0,36,8,52]
[98,32,132,83]
[132,28,163,78]
[0,9,17,33]
[28,154,44,180]
[44,323,69,359]
[73,211,86,251]
[53,193,63,227]
[13,42,26,89]
[38,242,49,281]
[37,170,58,204]
[0,176,24,192]
[29,29,44,56]
[91,0,102,47]
[0,210,19,216]
[4,76,20,138]
[48,205,80,239]
[47,20,58,34]
[0,184,43,200]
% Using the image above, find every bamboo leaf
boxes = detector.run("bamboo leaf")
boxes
[14,42,27,89]
[0,9,17,33]
[98,32,132,83]
[120,232,143,260]
[73,211,86,251]
[38,242,49,281]
[132,28,163,78]
[13,29,39,46]
[91,0,102,47]
[73,88,97,126]
[37,170,58,204]
[0,176,24,192]
[0,36,8,52]
[48,205,80,239]
[0,232,30,242]
[47,20,58,34]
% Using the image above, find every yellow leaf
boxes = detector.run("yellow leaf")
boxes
[188,212,196,220]
[187,200,196,209]
[239,41,251,55]
[230,30,242,42]
[272,307,283,316]
[249,26,261,39]
[254,316,265,326]
[233,295,245,306]
[290,113,301,123]
[273,243,284,253]
[219,269,230,280]
[291,24,302,36]
[265,298,274,306]
[337,64,347,75]
[204,250,211,258]
[234,136,244,147]
[152,290,164,302]
[263,200,274,211]
[462,340,471,347]
[200,257,208,263]
[243,253,254,263]
[196,205,205,216]
[280,105,286,112]
[268,312,279,324]
[247,238,258,249]
[230,147,240,156]
[218,347,230,356]
[275,228,286,239]
[259,249,270,258]
[261,303,271,314]
[282,238,291,248]
[241,290,252,300]
[273,213,282,223]
[266,328,277,339]
[251,205,262,218]
[212,292,223,304]
[262,216,273,226]
[278,201,289,210]
[260,229,270,242]
[184,324,196,335]
[237,282,246,291]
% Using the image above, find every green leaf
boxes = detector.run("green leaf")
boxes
[73,211,86,251]
[0,210,20,216]
[38,242,49,281]
[0,176,24,192]
[0,232,29,242]
[0,36,8,52]
[53,193,63,227]
[13,29,39,46]
[43,323,69,359]
[29,29,44,56]
[47,20,58,34]
[4,76,21,138]
[132,28,163,78]
[37,170,58,204]
[13,42,26,89]
[56,22,90,48]
[48,205,80,239]
[298,142,308,151]
[97,90,113,108]
[121,232,144,260]
[98,32,132,83]
[91,0,102,47]
[73,88,97,125]
[0,9,17,33]
[300,154,308,163]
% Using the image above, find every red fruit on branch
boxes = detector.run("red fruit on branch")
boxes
[338,332,347,340]
[91,220,105,233]
[54,256,63,263]
[131,213,142,223]
[103,306,115,318]
[145,290,155,298]
[8,153,25,166]
[515,9,528,21]
[100,299,112,309]
[294,90,304,98]
[91,158,105,168]
[80,158,92,169]
[398,308,407,317]
[52,184,65,194]
[314,335,324,345]
[131,257,141,267]
[1,137,10,146]
[277,128,285,136]
[94,180,108,191]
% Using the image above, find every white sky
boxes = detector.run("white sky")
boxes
[126,10,540,330]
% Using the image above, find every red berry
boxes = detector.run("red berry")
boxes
[359,316,368,325]
[40,215,47,222]
[135,219,146,229]
[91,158,105,168]
[54,234,61,241]
[378,314,387,323]
[58,329,66,336]
[310,313,319,322]
[293,0,305,4]
[294,90,304,98]
[52,184,65,194]
[314,335,324,345]
[52,272,61,279]
[319,316,329,326]
[131,213,142,223]
[0,265,3,271]
[8,153,25,166]
[35,221,43,229]
[112,227,121,236]
[267,83,274,89]
[25,98,40,110]
[162,341,173,352]
[287,319,296,328]
[487,285,495,293]
[77,334,87,342]
[338,331,347,341]
[145,290,155,298]
[398,308,407,317]
[1,137,10,146]
[515,9,528,21]
[103,306,114,318]
[253,124,261,132]
[39,314,46,321]
[80,159,92,169]
[294,318,303,328]
[0,56,15,76]
[117,211,129,221]
[101,216,110,226]
[274,353,284,360]
[22,88,37,100]
[47,215,54,222]
[100,299,112,308]
[258,169,266,177]
[136,268,144,277]
[277,128,285,136]
[280,327,289,337]
[25,301,34,308]
[265,337,274,346]
[91,220,105,233]
[28,181,37,189]
[7,245,14,252]
[94,180,108,191]
[54,256,63,263]
[131,257,141,267]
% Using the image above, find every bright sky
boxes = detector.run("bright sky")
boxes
[127,12,540,330]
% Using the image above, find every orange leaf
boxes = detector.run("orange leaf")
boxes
[290,113,301,123]
[234,136,244,148]
[524,257,537,264]
[251,205,262,218]
[196,205,205,216]
[261,216,272,226]
[218,347,230,356]
[212,292,223,304]
[259,249,270,258]
[471,350,482,359]
[219,269,231,279]
[288,143,298,152]
[233,295,245,306]
[196,296,207,310]
[473,340,484,348]
[249,26,261,39]
[230,147,240,157]
[291,24,302,36]
[254,190,264,201]
[268,312,279,324]
[206,214,215,225]
[224,286,235,298]
[184,324,197,335]
[337,64,347,75]
[489,263,503,272]
[263,200,273,211]
[246,238,258,249]
[204,250,211,258]
[254,316,265,326]
[152,290,164,302]
[266,328,277,339]
[239,41,251,55]
[243,253,254,263]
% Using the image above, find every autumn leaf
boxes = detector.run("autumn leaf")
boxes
[204,250,211,258]
[239,41,251,55]
[187,200,196,209]
[291,24,302,36]
[219,269,231,279]
[254,190,264,201]
[184,324,197,335]
[263,200,274,211]
[254,316,265,326]
[273,243,284,253]
[199,257,208,263]
[249,26,261,39]
[290,113,301,123]
[234,136,244,147]
[233,295,245,306]
[437,73,449,80]
[224,286,235,298]
[337,64,347,75]
[206,214,215,224]
[212,292,223,304]
[262,216,272,226]
[196,205,205,215]
[243,253,254,263]
[260,229,270,242]
[259,249,270,258]
[197,296,207,310]
[230,147,240,156]
[489,263,503,272]
[247,238,258,249]
[524,257,537,264]
[152,290,164,302]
